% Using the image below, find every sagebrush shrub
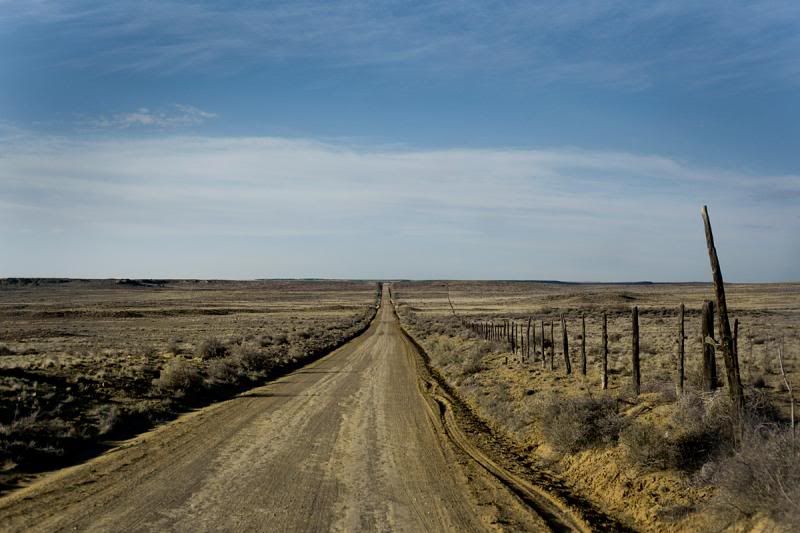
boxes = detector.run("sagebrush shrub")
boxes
[152,359,202,395]
[196,337,228,359]
[206,356,244,386]
[714,428,800,528]
[537,394,623,453]
[620,422,673,470]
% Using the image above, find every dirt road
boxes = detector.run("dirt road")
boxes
[0,287,577,532]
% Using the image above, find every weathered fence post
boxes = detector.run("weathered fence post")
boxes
[526,318,532,361]
[677,303,685,396]
[541,321,546,369]
[632,306,640,396]
[581,314,587,376]
[549,321,555,371]
[602,312,609,390]
[701,205,745,423]
[511,321,516,353]
[561,314,571,374]
[777,339,796,442]
[702,300,717,391]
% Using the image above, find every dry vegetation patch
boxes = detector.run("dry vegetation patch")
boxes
[0,279,378,489]
[395,280,800,532]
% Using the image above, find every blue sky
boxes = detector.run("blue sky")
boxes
[1,1,798,281]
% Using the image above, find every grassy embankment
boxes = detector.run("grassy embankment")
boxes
[395,281,800,532]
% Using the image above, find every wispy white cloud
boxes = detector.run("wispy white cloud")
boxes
[78,104,216,130]
[0,131,797,280]
[3,1,800,89]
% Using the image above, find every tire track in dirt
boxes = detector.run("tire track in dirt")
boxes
[0,286,553,532]
[396,308,631,532]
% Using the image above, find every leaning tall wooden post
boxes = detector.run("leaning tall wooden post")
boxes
[561,314,571,374]
[701,300,718,391]
[580,314,587,376]
[677,303,685,396]
[631,306,640,396]
[602,312,609,390]
[549,321,555,371]
[701,205,745,422]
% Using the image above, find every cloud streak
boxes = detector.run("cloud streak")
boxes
[3,1,800,90]
[78,104,217,130]
[1,132,797,280]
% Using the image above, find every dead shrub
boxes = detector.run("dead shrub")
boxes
[620,422,673,470]
[537,394,623,453]
[623,392,756,473]
[287,343,307,360]
[619,420,723,472]
[0,413,80,465]
[152,359,202,396]
[206,356,244,387]
[714,428,800,528]
[196,337,228,360]
[96,404,121,435]
[167,339,181,355]
[454,342,493,376]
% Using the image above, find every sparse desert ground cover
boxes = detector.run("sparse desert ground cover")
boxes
[0,279,378,490]
[394,280,800,532]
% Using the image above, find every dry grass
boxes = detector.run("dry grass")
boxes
[395,280,800,531]
[0,279,378,486]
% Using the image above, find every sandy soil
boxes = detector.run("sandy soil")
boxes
[393,281,800,531]
[0,287,561,532]
[0,279,377,485]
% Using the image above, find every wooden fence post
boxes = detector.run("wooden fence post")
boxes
[602,312,608,390]
[581,314,587,376]
[677,303,685,396]
[702,300,717,391]
[701,205,745,421]
[541,321,546,369]
[632,306,640,396]
[549,321,555,371]
[561,314,571,374]
[526,318,532,362]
